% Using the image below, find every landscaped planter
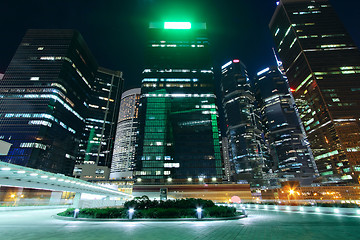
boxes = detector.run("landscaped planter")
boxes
[57,198,246,221]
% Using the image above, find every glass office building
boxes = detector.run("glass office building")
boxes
[270,0,360,184]
[0,29,123,176]
[135,22,223,183]
[78,67,123,168]
[221,59,270,187]
[255,66,318,186]
[110,88,141,180]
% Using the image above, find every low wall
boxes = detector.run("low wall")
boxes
[238,204,360,216]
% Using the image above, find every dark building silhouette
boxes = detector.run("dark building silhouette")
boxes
[135,22,223,184]
[0,29,123,176]
[270,0,360,184]
[254,66,318,186]
[221,59,270,187]
[78,67,123,168]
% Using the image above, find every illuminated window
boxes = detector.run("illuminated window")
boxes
[274,28,280,36]
[20,142,47,150]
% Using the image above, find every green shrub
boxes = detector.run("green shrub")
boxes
[57,199,239,219]
[57,208,75,217]
[58,207,127,218]
[204,206,237,218]
[317,203,359,208]
[89,208,127,218]
[124,198,215,210]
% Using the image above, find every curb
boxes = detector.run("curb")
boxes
[53,214,247,222]
[0,205,68,212]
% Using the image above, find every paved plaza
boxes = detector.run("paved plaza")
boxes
[0,208,359,240]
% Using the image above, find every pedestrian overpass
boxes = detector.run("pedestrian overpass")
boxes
[0,161,133,208]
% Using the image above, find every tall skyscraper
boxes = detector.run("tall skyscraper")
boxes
[221,59,270,187]
[221,137,231,182]
[254,66,318,186]
[78,67,123,167]
[135,22,223,183]
[0,29,123,176]
[110,88,141,180]
[270,0,360,184]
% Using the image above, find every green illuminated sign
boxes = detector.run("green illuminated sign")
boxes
[164,22,191,29]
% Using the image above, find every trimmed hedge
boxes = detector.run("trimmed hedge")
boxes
[58,207,128,218]
[316,203,359,208]
[124,197,215,210]
[58,198,239,219]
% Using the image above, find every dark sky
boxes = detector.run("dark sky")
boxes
[1,0,360,91]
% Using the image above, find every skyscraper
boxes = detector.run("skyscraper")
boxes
[221,59,270,187]
[254,66,318,186]
[78,67,123,168]
[135,22,223,183]
[270,0,360,184]
[0,29,123,176]
[110,88,141,180]
[221,137,231,182]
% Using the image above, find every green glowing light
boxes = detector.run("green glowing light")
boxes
[164,22,191,29]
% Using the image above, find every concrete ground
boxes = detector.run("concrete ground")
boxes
[0,208,359,240]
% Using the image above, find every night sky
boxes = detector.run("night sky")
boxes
[1,0,360,91]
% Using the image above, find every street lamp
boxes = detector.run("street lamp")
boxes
[288,188,296,204]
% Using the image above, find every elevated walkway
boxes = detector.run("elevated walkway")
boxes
[0,162,132,207]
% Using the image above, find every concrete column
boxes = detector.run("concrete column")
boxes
[72,192,81,209]
[49,191,62,205]
[104,196,110,208]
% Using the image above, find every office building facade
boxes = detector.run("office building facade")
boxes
[0,29,123,176]
[270,0,360,184]
[221,59,270,187]
[135,22,223,183]
[78,67,123,167]
[221,137,231,182]
[255,66,318,186]
[110,88,141,180]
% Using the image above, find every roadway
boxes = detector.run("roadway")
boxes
[0,208,359,240]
